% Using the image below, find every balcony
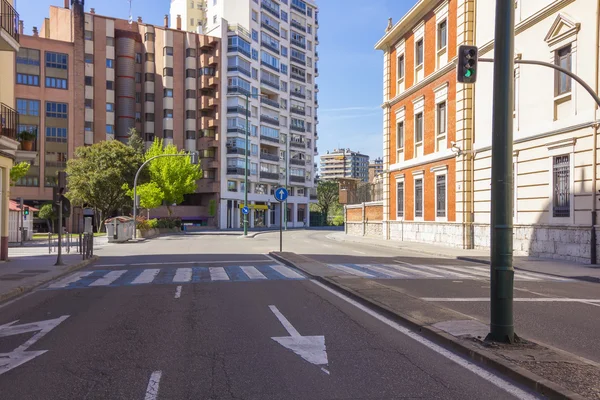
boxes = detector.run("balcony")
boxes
[291,20,306,32]
[290,158,306,166]
[290,91,306,99]
[290,106,305,116]
[208,76,219,87]
[290,124,306,132]
[201,116,217,128]
[291,2,306,15]
[227,105,249,116]
[208,97,218,107]
[261,0,280,19]
[199,35,219,49]
[0,0,19,52]
[197,181,220,193]
[227,167,246,176]
[260,171,279,181]
[200,96,212,110]
[260,114,279,126]
[261,22,280,37]
[315,35,319,44]
[291,72,306,83]
[290,55,306,66]
[260,134,279,144]
[227,126,249,135]
[260,78,280,90]
[261,40,280,55]
[198,136,218,148]
[260,152,279,162]
[0,103,19,145]
[315,51,319,59]
[260,96,280,109]
[227,65,252,78]
[227,146,247,155]
[227,45,251,59]
[291,39,306,49]
[261,60,279,73]
[315,83,319,92]
[290,175,305,183]
[228,24,252,42]
[290,141,306,149]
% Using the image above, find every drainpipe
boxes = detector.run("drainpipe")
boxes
[591,0,600,264]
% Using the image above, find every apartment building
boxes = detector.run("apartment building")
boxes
[0,0,22,258]
[320,148,370,182]
[12,0,223,227]
[369,157,383,183]
[182,0,320,229]
[170,0,207,33]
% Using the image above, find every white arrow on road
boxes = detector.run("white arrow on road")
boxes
[0,315,69,376]
[269,305,329,372]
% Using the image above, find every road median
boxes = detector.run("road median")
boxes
[270,251,599,400]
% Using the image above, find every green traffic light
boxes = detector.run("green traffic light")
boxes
[465,69,473,78]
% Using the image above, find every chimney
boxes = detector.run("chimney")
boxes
[64,0,69,9]
[176,14,181,30]
[137,16,143,24]
[18,20,23,35]
[90,8,95,14]
[32,26,38,37]
[164,14,168,28]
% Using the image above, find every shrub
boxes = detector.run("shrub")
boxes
[156,217,182,229]
[136,216,149,230]
[332,215,345,226]
[148,219,158,229]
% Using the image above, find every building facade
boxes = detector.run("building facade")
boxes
[368,157,383,182]
[320,148,370,182]
[198,0,320,229]
[169,0,207,33]
[12,1,223,227]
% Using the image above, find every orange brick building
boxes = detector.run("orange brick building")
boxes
[373,0,476,247]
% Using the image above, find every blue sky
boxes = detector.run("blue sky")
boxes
[17,0,415,162]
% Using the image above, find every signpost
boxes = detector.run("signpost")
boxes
[274,187,289,252]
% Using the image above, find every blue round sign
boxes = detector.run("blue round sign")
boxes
[242,206,250,215]
[274,187,289,202]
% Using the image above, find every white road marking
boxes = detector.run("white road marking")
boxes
[468,266,538,281]
[431,265,492,279]
[144,370,162,400]
[209,267,230,281]
[89,270,127,286]
[328,264,374,277]
[321,367,330,375]
[407,264,475,279]
[361,264,410,278]
[352,250,366,255]
[173,268,193,283]
[388,263,444,278]
[421,297,600,303]
[131,269,160,284]
[94,259,271,267]
[270,265,304,279]
[174,286,182,299]
[310,280,538,400]
[48,271,93,288]
[240,266,267,280]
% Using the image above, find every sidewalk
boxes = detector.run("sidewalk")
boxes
[327,231,600,282]
[0,254,98,304]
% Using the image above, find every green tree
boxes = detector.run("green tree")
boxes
[9,162,30,186]
[127,127,145,155]
[316,180,340,223]
[66,140,143,230]
[38,203,57,233]
[144,138,203,215]
[124,181,164,209]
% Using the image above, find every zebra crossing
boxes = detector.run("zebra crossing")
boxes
[326,263,573,282]
[46,265,306,290]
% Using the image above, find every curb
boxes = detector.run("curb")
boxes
[270,251,587,400]
[0,256,99,305]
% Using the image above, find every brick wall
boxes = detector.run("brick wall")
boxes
[346,207,362,222]
[365,204,383,221]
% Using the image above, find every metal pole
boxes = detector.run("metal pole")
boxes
[244,93,249,236]
[487,0,516,344]
[19,206,23,246]
[279,201,283,252]
[284,134,289,230]
[55,199,63,266]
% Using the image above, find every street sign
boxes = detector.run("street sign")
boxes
[274,187,289,202]
[242,206,249,215]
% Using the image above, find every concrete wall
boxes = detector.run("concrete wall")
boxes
[389,220,464,247]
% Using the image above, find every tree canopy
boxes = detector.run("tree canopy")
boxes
[316,180,340,221]
[10,162,30,186]
[127,127,145,155]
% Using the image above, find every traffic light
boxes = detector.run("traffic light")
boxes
[23,207,29,216]
[457,45,478,84]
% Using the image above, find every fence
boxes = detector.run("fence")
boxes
[46,232,94,259]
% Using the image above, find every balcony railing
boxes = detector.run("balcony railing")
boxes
[227,65,252,78]
[290,107,305,116]
[261,60,279,73]
[227,167,246,176]
[260,96,280,109]
[290,141,306,149]
[227,45,251,59]
[261,0,280,19]
[227,147,247,155]
[290,158,306,166]
[291,20,306,32]
[227,105,249,116]
[290,91,306,99]
[290,39,306,49]
[291,3,306,15]
[261,22,280,36]
[0,103,18,140]
[260,171,279,180]
[1,0,19,45]
[228,24,252,41]
[290,124,306,132]
[260,152,279,162]
[261,40,280,55]
[227,86,251,97]
[290,55,306,66]
[290,175,305,183]
[260,134,279,143]
[260,78,280,90]
[260,114,279,126]
[290,73,306,83]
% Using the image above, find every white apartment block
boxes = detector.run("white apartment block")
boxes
[320,148,370,182]
[472,0,600,263]
[176,0,319,229]
[169,0,207,33]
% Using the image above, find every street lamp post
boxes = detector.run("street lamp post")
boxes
[132,152,198,239]
[243,93,249,236]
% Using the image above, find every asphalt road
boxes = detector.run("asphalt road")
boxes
[0,234,539,399]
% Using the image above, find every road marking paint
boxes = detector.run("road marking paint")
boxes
[361,264,410,278]
[431,265,492,279]
[310,280,538,400]
[421,297,600,303]
[144,370,162,400]
[48,271,93,288]
[94,259,271,267]
[352,250,366,255]
[131,269,160,284]
[173,268,193,283]
[174,285,182,299]
[389,263,444,278]
[321,367,330,375]
[240,266,268,280]
[209,267,230,281]
[468,265,538,281]
[408,264,475,279]
[270,265,304,279]
[328,264,375,277]
[89,270,127,286]
[269,305,301,337]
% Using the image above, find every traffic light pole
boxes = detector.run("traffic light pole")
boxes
[55,198,63,266]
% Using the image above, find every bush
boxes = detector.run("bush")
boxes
[136,216,149,231]
[156,217,182,229]
[148,219,158,229]
[332,215,345,226]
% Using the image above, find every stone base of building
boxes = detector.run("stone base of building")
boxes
[388,221,465,248]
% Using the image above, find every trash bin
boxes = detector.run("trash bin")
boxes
[104,216,135,243]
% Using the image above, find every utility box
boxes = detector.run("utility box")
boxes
[105,216,135,243]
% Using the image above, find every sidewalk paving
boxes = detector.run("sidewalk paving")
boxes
[0,254,98,304]
[328,231,600,282]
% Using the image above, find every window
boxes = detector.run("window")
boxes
[186,130,195,139]
[281,11,288,22]
[136,112,141,122]
[415,39,424,66]
[85,54,94,63]
[106,125,114,134]
[281,46,288,56]
[106,59,114,68]
[85,30,93,40]
[45,127,67,142]
[46,52,68,69]
[135,72,141,83]
[106,103,114,112]
[186,48,196,57]
[85,121,93,131]
[186,89,196,98]
[164,89,174,98]
[135,92,141,103]
[106,81,114,90]
[555,45,572,96]
[436,174,446,218]
[146,53,155,62]
[438,20,447,50]
[186,110,196,119]
[17,99,40,116]
[164,109,174,118]
[46,102,68,118]
[396,121,404,150]
[252,10,258,21]
[251,144,258,156]
[397,181,404,218]
[45,77,67,89]
[145,113,155,121]
[252,68,258,79]
[553,155,570,217]
[164,129,173,138]
[16,48,40,66]
[85,99,93,108]
[186,69,196,78]
[252,49,258,60]
[145,93,155,102]
[144,32,154,42]
[164,47,173,56]
[228,180,237,192]
[85,76,93,86]
[281,28,288,39]
[163,67,173,76]
[213,15,217,23]
[17,74,39,86]
[436,102,446,145]
[145,73,155,82]
[106,37,115,46]
[190,18,194,26]
[415,112,423,143]
[135,53,142,63]
[252,29,258,42]
[398,54,404,80]
[414,178,423,218]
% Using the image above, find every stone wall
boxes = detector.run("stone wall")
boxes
[389,221,464,248]
[365,222,383,237]
[346,222,363,237]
